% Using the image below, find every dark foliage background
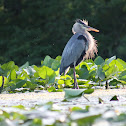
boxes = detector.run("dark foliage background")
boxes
[0,0,126,65]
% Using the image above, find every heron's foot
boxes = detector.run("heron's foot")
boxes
[76,84,79,89]
[73,83,79,89]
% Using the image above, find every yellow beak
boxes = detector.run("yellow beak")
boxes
[87,26,99,32]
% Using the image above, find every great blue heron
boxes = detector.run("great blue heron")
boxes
[59,19,99,89]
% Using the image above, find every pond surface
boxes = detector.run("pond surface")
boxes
[0,89,126,126]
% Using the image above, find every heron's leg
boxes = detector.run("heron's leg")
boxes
[73,65,79,89]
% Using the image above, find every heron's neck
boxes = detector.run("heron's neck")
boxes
[73,28,93,44]
[84,30,93,43]
[84,31,97,59]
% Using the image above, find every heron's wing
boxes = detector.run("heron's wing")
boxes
[60,33,88,75]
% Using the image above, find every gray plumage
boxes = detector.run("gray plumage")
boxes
[60,19,99,88]
[60,33,88,75]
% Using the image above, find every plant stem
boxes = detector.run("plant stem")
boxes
[105,80,109,89]
[99,78,101,86]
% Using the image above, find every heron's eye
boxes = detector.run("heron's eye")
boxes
[82,24,87,28]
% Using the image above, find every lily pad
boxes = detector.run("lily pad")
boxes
[64,88,85,99]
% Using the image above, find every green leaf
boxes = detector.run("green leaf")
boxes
[84,89,94,94]
[105,56,116,65]
[38,67,46,79]
[77,65,89,79]
[1,61,18,77]
[0,67,4,75]
[9,79,26,91]
[105,63,118,78]
[42,55,54,68]
[60,75,72,80]
[2,111,10,118]
[33,65,40,77]
[48,70,56,84]
[117,58,126,69]
[0,76,8,87]
[20,62,29,69]
[47,86,56,92]
[96,67,105,80]
[31,118,42,126]
[110,95,118,101]
[55,56,62,61]
[10,69,16,80]
[58,79,64,84]
[94,56,104,65]
[15,79,26,88]
[12,112,27,120]
[24,66,36,76]
[109,79,120,86]
[56,89,63,92]
[13,105,25,110]
[118,70,126,81]
[77,62,90,70]
[51,60,60,71]
[114,60,124,72]
[116,113,126,122]
[17,70,30,80]
[62,99,69,102]
[1,61,15,70]
[65,80,73,86]
[78,79,90,85]
[38,66,56,83]
[71,107,83,111]
[25,81,37,90]
[76,114,101,125]
[71,106,90,112]
[102,64,109,71]
[98,98,104,104]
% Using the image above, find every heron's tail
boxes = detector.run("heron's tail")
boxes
[59,66,64,75]
[59,66,70,75]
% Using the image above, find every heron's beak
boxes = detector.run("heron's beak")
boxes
[87,26,99,32]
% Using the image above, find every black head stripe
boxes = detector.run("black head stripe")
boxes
[77,35,87,42]
[76,19,84,25]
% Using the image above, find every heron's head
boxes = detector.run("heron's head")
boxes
[72,19,99,34]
